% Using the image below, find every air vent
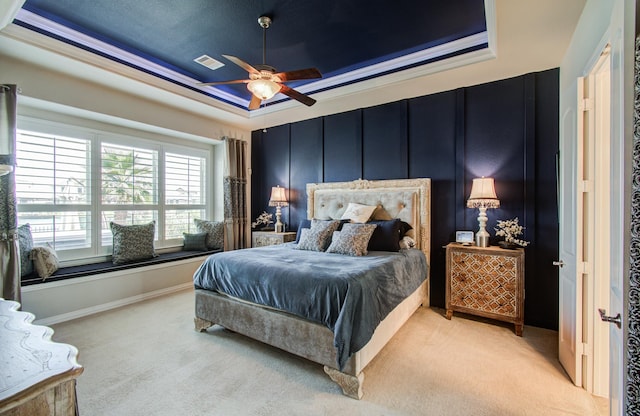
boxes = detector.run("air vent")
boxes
[194,55,224,70]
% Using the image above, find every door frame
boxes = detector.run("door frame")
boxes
[581,44,611,398]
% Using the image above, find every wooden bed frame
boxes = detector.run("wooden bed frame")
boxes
[194,178,431,399]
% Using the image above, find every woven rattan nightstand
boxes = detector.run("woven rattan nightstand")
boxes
[445,243,525,336]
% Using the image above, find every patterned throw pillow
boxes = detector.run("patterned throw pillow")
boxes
[17,224,34,277]
[110,221,157,265]
[296,219,340,252]
[194,219,224,250]
[31,244,60,280]
[295,219,312,243]
[183,232,208,251]
[326,223,377,256]
[340,202,377,223]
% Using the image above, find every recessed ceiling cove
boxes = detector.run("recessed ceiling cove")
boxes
[15,0,490,111]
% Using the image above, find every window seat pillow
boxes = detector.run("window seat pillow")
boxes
[110,221,157,265]
[20,249,221,286]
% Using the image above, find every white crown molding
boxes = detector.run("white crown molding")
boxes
[484,0,497,55]
[288,32,490,96]
[0,0,25,30]
[14,9,247,108]
[250,46,496,119]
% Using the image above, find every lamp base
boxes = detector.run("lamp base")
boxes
[476,234,489,247]
[274,206,285,233]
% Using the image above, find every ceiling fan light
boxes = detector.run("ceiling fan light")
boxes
[247,79,281,100]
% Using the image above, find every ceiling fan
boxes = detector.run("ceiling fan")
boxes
[198,16,322,110]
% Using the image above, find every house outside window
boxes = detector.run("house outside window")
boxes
[15,118,211,263]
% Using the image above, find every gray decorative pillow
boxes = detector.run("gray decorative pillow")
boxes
[296,219,340,252]
[31,245,59,280]
[326,223,377,256]
[183,232,208,251]
[17,224,34,276]
[194,219,224,250]
[110,221,157,265]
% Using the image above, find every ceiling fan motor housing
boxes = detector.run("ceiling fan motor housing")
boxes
[258,16,271,29]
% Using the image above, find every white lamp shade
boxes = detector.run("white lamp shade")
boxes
[247,79,281,100]
[467,177,500,208]
[268,186,288,207]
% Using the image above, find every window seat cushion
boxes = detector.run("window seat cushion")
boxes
[21,249,221,286]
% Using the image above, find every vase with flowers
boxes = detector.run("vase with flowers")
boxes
[494,217,529,249]
[251,211,274,230]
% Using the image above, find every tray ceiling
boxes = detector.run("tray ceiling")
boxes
[13,0,490,113]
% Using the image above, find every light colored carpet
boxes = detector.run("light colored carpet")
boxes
[50,289,608,416]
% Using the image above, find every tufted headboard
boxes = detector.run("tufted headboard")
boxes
[306,178,431,267]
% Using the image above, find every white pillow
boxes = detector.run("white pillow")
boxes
[341,203,377,223]
[31,244,60,280]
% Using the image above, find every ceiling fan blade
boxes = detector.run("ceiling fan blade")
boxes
[197,79,250,86]
[248,94,262,110]
[279,84,316,107]
[274,68,322,82]
[223,54,259,74]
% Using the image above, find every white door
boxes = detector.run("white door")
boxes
[557,88,582,386]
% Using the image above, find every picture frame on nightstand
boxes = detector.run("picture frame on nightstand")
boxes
[455,231,474,245]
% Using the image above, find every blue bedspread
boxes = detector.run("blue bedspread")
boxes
[193,243,428,369]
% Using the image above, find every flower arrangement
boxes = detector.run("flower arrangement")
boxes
[494,217,529,247]
[251,211,274,229]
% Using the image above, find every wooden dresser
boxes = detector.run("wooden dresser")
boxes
[252,231,297,247]
[0,299,83,415]
[445,243,525,336]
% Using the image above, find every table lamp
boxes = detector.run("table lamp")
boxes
[466,177,500,247]
[269,185,288,233]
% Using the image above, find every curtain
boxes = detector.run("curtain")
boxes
[0,85,20,302]
[627,33,640,416]
[223,137,248,250]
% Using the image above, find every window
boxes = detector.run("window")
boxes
[16,120,211,262]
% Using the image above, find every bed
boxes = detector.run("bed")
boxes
[193,178,431,399]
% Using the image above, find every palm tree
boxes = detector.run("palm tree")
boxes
[101,148,154,223]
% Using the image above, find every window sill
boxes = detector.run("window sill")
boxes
[21,249,221,286]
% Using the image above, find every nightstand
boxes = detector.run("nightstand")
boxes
[252,231,297,247]
[445,243,525,336]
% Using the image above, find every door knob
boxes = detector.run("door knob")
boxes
[552,260,564,268]
[598,308,622,329]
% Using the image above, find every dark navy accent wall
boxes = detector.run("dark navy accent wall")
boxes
[530,71,560,328]
[363,101,409,180]
[408,91,457,310]
[252,124,290,227]
[251,68,560,330]
[290,118,323,230]
[323,110,363,182]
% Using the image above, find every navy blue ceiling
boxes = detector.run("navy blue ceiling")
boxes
[17,0,487,109]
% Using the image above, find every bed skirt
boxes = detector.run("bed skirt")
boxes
[194,278,428,399]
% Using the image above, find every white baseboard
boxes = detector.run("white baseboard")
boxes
[22,255,207,326]
[34,282,193,326]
